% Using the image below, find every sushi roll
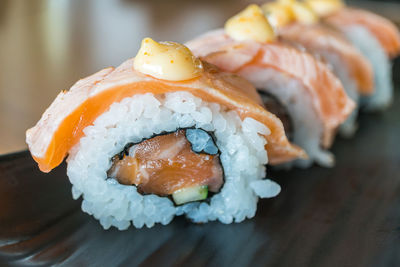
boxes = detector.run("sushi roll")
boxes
[262,0,374,137]
[306,0,400,110]
[26,38,306,229]
[187,5,355,168]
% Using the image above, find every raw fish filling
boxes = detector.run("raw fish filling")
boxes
[258,90,293,140]
[108,129,223,204]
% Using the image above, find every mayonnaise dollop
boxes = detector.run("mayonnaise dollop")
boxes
[225,4,276,43]
[262,0,320,28]
[262,2,294,28]
[134,38,203,81]
[291,1,319,24]
[305,0,344,17]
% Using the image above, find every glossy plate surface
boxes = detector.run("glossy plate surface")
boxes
[1,71,400,267]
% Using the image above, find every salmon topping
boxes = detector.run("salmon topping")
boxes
[325,8,400,58]
[26,57,306,172]
[108,130,223,196]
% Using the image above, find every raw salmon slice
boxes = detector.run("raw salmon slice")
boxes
[278,23,374,95]
[325,7,400,58]
[187,30,355,148]
[26,58,306,172]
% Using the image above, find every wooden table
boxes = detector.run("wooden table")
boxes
[0,0,399,154]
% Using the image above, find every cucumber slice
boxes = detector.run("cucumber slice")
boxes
[172,185,208,205]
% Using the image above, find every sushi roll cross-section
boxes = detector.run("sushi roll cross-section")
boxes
[26,38,306,229]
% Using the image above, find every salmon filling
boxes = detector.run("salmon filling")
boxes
[107,130,224,202]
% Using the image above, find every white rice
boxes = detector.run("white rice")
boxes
[67,92,280,230]
[239,67,334,168]
[342,26,393,111]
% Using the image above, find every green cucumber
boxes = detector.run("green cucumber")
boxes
[172,185,208,205]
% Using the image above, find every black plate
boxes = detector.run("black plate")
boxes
[1,88,400,266]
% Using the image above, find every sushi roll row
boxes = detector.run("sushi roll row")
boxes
[26,0,399,229]
[187,4,355,168]
[188,0,400,166]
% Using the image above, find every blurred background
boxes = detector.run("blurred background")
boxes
[1,0,399,154]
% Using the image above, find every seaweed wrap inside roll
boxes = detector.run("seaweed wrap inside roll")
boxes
[26,38,305,229]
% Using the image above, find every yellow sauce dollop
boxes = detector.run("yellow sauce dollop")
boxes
[262,0,320,28]
[305,0,344,17]
[225,4,276,43]
[291,1,319,24]
[134,38,203,81]
[277,0,296,5]
[262,2,294,28]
